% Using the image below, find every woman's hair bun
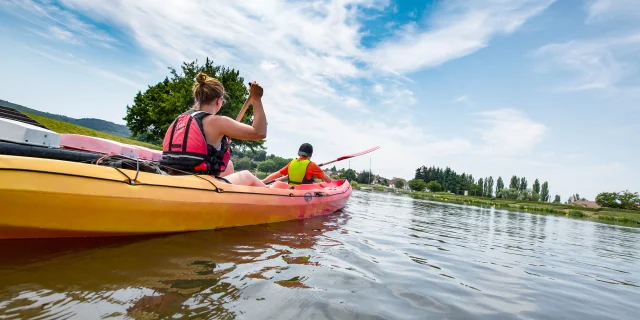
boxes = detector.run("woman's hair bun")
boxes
[196,72,208,85]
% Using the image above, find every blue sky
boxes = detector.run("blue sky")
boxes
[1,0,639,200]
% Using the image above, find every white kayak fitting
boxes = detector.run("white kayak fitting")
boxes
[0,117,60,148]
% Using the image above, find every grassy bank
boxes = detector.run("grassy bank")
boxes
[356,186,640,225]
[411,191,640,224]
[27,113,160,150]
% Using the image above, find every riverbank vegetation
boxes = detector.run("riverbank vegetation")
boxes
[403,191,640,224]
[409,166,558,202]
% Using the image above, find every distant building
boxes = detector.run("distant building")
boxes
[389,177,408,190]
[570,200,601,209]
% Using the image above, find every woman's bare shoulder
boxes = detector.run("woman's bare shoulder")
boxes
[204,114,233,125]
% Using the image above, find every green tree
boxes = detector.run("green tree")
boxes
[531,192,540,202]
[477,178,484,197]
[124,58,263,149]
[486,176,494,198]
[496,176,504,197]
[257,160,277,173]
[426,180,443,192]
[394,179,405,189]
[618,190,640,210]
[596,192,620,208]
[357,170,373,184]
[518,189,533,201]
[498,188,519,200]
[553,194,561,203]
[251,150,267,162]
[532,179,540,201]
[509,176,518,189]
[341,169,357,182]
[519,178,528,192]
[408,179,427,192]
[234,157,253,171]
[540,181,550,202]
[271,157,291,171]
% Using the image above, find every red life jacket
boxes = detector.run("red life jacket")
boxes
[160,110,231,175]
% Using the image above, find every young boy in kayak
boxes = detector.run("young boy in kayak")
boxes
[262,143,332,186]
[160,72,267,187]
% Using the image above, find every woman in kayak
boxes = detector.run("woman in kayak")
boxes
[160,72,267,187]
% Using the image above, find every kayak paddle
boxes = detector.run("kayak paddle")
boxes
[227,84,254,146]
[316,146,380,168]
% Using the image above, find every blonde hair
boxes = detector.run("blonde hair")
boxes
[192,72,225,110]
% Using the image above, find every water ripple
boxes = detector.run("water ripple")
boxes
[1,191,638,319]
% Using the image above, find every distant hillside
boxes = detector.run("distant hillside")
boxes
[0,99,131,137]
[26,113,160,150]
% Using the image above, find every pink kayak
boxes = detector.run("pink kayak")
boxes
[60,134,161,161]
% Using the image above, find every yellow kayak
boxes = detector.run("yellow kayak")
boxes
[0,155,352,239]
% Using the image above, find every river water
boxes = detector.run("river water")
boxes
[1,191,638,319]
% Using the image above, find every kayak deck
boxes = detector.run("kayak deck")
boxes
[0,155,351,239]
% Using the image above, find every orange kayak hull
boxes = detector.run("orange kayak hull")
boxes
[0,155,352,239]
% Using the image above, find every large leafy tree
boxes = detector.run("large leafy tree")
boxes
[597,190,640,210]
[233,157,254,171]
[426,180,443,192]
[341,169,357,182]
[124,58,263,149]
[408,179,427,192]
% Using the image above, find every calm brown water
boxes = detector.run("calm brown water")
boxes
[1,191,639,319]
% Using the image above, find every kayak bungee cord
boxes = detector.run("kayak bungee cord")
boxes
[94,154,224,193]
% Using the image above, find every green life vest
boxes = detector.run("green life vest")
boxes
[288,158,314,186]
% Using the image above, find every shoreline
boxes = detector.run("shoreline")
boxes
[354,186,640,226]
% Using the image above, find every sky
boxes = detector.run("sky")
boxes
[0,0,639,200]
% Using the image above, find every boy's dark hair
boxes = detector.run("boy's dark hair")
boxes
[298,143,313,157]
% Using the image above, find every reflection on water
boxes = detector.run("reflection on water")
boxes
[1,192,639,319]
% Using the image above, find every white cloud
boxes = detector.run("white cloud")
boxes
[371,81,416,106]
[2,0,117,47]
[535,34,640,91]
[260,60,280,71]
[26,46,142,88]
[474,108,547,156]
[343,97,370,113]
[586,0,640,23]
[453,95,470,104]
[48,25,77,44]
[369,0,555,74]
